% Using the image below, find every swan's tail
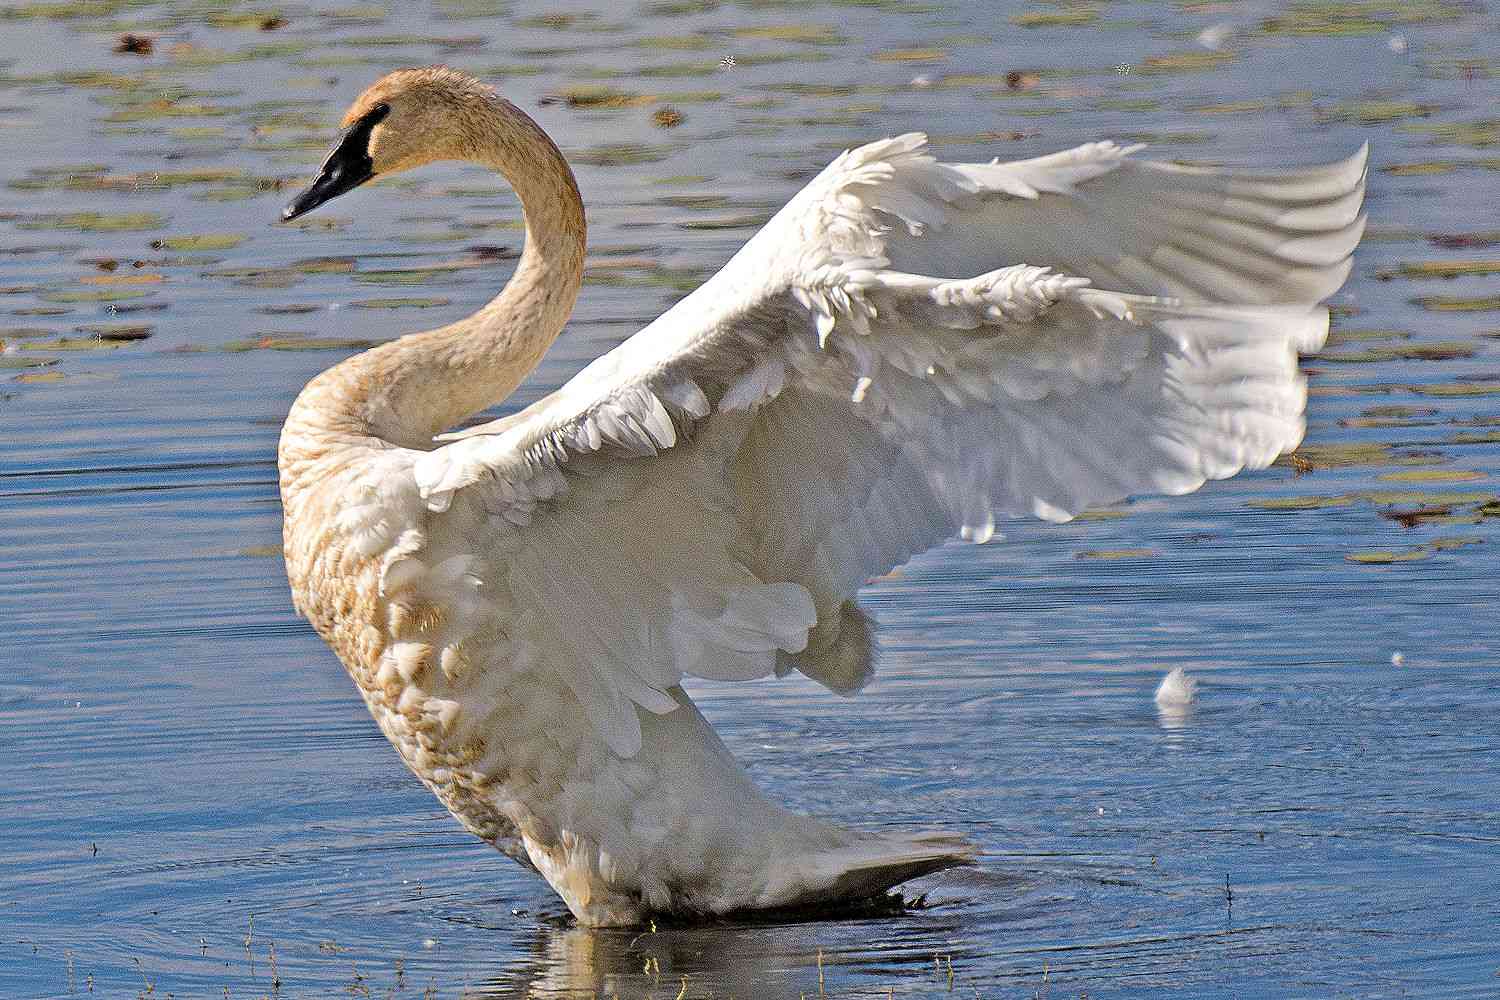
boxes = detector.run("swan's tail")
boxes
[761,828,976,910]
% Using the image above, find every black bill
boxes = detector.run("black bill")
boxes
[281,103,390,222]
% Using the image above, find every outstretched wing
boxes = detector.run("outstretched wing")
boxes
[402,135,1365,756]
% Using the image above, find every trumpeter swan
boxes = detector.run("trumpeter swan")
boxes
[277,66,1366,926]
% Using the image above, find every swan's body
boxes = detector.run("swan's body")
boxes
[277,67,1366,926]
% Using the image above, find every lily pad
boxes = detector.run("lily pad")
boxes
[1316,342,1475,362]
[224,335,379,352]
[38,288,151,303]
[152,234,246,251]
[1427,535,1485,551]
[541,85,656,110]
[1346,548,1432,564]
[350,297,452,309]
[1378,469,1487,484]
[73,323,152,340]
[1138,51,1234,75]
[572,143,676,166]
[873,48,948,63]
[9,168,248,192]
[1011,10,1098,28]
[1280,442,1400,470]
[1413,294,1500,312]
[1408,382,1500,397]
[1382,162,1459,177]
[732,24,846,45]
[17,212,166,232]
[18,336,126,351]
[1400,119,1500,148]
[255,304,323,315]
[1249,495,1358,511]
[12,370,67,384]
[0,355,59,369]
[80,273,164,286]
[1381,506,1456,528]
[1323,100,1436,125]
[236,544,284,557]
[1380,260,1500,279]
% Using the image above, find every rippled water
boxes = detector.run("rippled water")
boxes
[3,2,1498,997]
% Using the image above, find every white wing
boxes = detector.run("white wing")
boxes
[403,135,1366,756]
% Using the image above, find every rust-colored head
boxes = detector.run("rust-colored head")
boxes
[283,66,508,221]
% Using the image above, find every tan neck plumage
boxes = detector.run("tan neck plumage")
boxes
[283,98,586,459]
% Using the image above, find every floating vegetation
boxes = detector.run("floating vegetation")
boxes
[255,304,323,315]
[1253,489,1497,513]
[1380,260,1500,280]
[1380,505,1467,527]
[1321,100,1436,125]
[351,267,472,285]
[73,323,151,340]
[1187,101,1267,116]
[1412,294,1500,312]
[632,33,714,51]
[350,297,452,309]
[640,0,720,14]
[1348,536,1485,563]
[542,85,655,110]
[1378,469,1487,484]
[873,48,948,63]
[1137,51,1234,75]
[1428,232,1500,249]
[37,287,152,303]
[0,355,59,369]
[1316,342,1476,363]
[585,265,711,293]
[16,212,166,232]
[15,335,128,351]
[652,107,684,128]
[1260,0,1466,36]
[223,334,379,352]
[11,369,67,383]
[2,2,141,18]
[1346,547,1431,564]
[572,142,676,166]
[113,33,153,56]
[1280,442,1406,470]
[1075,548,1157,560]
[732,24,847,45]
[1011,9,1098,28]
[436,0,512,18]
[1407,382,1500,397]
[1400,119,1500,148]
[152,234,247,252]
[235,544,283,557]
[1324,328,1410,347]
[1340,405,1440,429]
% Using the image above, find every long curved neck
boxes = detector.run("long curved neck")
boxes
[287,100,585,454]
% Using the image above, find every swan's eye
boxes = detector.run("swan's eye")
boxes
[363,102,391,128]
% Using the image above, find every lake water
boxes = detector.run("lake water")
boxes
[2,1,1498,997]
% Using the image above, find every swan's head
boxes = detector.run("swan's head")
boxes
[282,66,512,222]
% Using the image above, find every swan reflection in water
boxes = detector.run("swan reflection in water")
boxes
[462,893,985,999]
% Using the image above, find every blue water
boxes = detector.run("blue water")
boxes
[2,2,1498,997]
